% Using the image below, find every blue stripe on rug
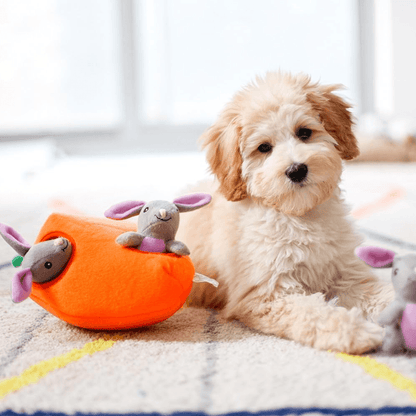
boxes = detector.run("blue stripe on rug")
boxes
[2,407,416,416]
[0,262,11,270]
[358,227,416,251]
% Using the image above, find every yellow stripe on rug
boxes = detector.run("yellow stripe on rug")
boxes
[0,337,119,399]
[336,352,416,401]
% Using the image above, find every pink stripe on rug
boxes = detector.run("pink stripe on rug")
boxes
[351,187,406,219]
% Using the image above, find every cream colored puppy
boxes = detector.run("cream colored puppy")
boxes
[178,72,393,354]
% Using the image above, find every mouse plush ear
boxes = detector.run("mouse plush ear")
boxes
[173,193,212,213]
[104,201,146,220]
[0,223,31,257]
[356,246,396,268]
[11,268,33,303]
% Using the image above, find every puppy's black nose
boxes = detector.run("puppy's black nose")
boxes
[285,163,308,183]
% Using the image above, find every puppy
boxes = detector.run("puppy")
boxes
[177,72,393,354]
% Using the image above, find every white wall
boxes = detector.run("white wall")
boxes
[391,1,416,119]
[374,0,416,125]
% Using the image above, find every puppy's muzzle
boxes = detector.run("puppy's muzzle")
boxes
[285,163,308,183]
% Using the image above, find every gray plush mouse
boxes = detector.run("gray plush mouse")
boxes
[356,246,416,353]
[0,223,72,303]
[104,193,211,256]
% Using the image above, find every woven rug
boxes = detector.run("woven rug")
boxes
[1,145,416,416]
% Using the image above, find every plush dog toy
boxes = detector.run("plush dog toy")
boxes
[104,193,212,256]
[357,246,416,353]
[0,211,217,330]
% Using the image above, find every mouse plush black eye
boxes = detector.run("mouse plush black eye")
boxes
[44,262,52,269]
[143,207,149,213]
[297,128,312,141]
[258,143,272,153]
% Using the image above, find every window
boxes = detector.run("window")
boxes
[0,0,385,153]
[137,0,360,124]
[0,0,121,133]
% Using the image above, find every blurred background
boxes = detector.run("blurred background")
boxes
[0,0,415,227]
[1,0,416,153]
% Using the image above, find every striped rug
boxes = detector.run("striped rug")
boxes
[1,159,416,416]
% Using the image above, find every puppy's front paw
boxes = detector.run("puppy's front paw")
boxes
[315,307,383,354]
[348,316,384,354]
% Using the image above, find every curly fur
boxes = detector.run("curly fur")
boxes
[177,71,393,354]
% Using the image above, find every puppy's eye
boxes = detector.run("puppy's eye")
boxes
[44,262,52,269]
[393,268,399,276]
[143,207,149,213]
[257,143,273,153]
[297,128,312,141]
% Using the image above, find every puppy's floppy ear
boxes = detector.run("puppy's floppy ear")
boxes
[306,84,359,160]
[199,108,247,201]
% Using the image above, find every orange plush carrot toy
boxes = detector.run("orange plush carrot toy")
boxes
[0,194,217,330]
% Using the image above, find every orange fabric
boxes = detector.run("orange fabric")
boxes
[30,213,195,330]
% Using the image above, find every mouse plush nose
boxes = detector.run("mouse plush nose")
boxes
[159,209,167,219]
[285,163,308,183]
[54,238,64,246]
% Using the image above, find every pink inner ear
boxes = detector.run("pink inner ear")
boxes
[104,201,145,219]
[173,193,211,208]
[356,246,395,268]
[12,268,32,303]
[0,223,31,249]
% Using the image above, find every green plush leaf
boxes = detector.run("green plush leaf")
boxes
[12,256,23,268]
